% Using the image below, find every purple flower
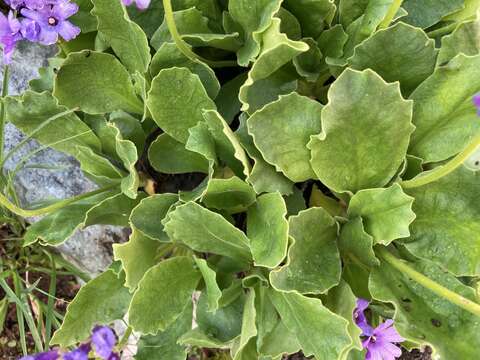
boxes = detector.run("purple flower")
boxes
[92,326,117,359]
[363,319,405,360]
[5,0,54,10]
[19,350,60,360]
[473,94,480,116]
[63,343,91,360]
[122,0,151,10]
[353,298,374,336]
[21,0,80,45]
[108,353,121,360]
[0,11,22,63]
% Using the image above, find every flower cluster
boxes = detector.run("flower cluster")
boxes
[19,326,120,360]
[122,0,151,10]
[0,0,80,63]
[354,299,405,360]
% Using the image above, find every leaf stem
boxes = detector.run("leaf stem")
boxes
[378,0,404,29]
[161,0,237,68]
[377,248,480,318]
[0,65,10,162]
[0,184,118,218]
[401,132,480,188]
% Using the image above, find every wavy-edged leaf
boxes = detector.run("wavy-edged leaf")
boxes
[247,92,322,182]
[409,54,480,163]
[438,15,480,65]
[338,217,379,268]
[404,166,480,276]
[164,202,252,262]
[402,0,464,28]
[91,0,151,74]
[149,133,210,174]
[270,207,341,294]
[147,67,216,143]
[370,255,480,359]
[269,289,352,360]
[309,68,414,193]
[231,290,257,360]
[194,258,222,312]
[349,22,437,96]
[283,0,336,38]
[202,176,256,213]
[247,192,288,268]
[348,184,416,244]
[50,270,131,347]
[53,51,143,114]
[215,73,247,124]
[129,256,201,333]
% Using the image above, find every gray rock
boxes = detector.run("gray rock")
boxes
[1,41,128,275]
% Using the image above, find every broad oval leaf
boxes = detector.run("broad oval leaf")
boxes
[338,217,379,268]
[402,0,464,28]
[308,68,414,193]
[202,177,256,213]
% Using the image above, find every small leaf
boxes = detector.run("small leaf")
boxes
[232,290,257,360]
[178,328,231,349]
[348,184,416,245]
[202,176,256,213]
[409,54,480,163]
[91,0,151,73]
[50,270,131,347]
[247,192,289,268]
[270,207,341,294]
[338,217,379,268]
[370,255,480,358]
[129,257,201,333]
[164,202,252,262]
[247,93,322,182]
[404,166,480,276]
[53,51,143,114]
[283,0,336,38]
[349,22,437,96]
[309,68,414,193]
[215,73,248,124]
[194,257,222,313]
[149,133,210,174]
[269,289,352,360]
[147,67,216,143]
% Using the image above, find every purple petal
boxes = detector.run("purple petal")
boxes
[52,1,79,20]
[122,0,134,5]
[19,350,60,360]
[92,326,117,359]
[356,298,370,312]
[56,20,80,41]
[38,27,59,45]
[135,0,151,9]
[63,343,91,360]
[21,8,46,23]
[21,18,41,41]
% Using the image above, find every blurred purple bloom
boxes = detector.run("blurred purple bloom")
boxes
[363,319,404,360]
[92,326,117,359]
[5,0,54,10]
[108,353,121,360]
[0,11,22,63]
[122,0,151,10]
[21,0,80,45]
[63,343,91,360]
[473,94,480,116]
[19,350,60,360]
[353,298,374,337]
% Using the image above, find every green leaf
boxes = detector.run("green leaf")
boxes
[53,51,143,114]
[404,166,480,276]
[269,290,352,359]
[247,192,288,268]
[408,54,480,163]
[179,328,231,349]
[338,217,379,268]
[215,73,247,124]
[348,22,437,96]
[113,229,162,290]
[70,0,97,33]
[128,0,164,38]
[91,0,151,74]
[293,38,323,81]
[239,18,309,114]
[283,0,336,38]
[348,184,416,245]
[228,0,282,66]
[73,145,123,185]
[202,176,256,213]
[317,24,348,59]
[259,321,301,358]
[194,258,222,312]
[5,91,101,157]
[0,297,8,333]
[339,0,369,28]
[247,92,322,182]
[110,111,146,154]
[185,122,218,177]
[270,207,341,294]
[203,110,251,178]
[231,290,257,360]
[370,255,480,359]
[136,302,192,360]
[150,42,220,99]
[149,133,210,174]
[50,269,131,347]
[443,0,480,22]
[29,57,64,93]
[438,15,480,65]
[130,193,179,242]
[164,202,252,262]
[147,67,216,143]
[309,68,414,193]
[129,256,201,333]
[402,0,465,28]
